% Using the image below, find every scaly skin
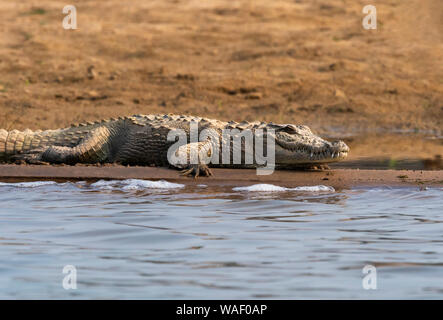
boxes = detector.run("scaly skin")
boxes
[0,114,349,177]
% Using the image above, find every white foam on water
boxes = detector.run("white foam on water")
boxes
[0,181,58,188]
[120,179,185,190]
[293,185,335,192]
[90,179,185,190]
[232,184,335,193]
[233,184,287,192]
[89,180,117,189]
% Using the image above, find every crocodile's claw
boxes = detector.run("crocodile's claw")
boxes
[180,164,213,178]
[11,147,48,165]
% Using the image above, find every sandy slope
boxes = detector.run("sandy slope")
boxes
[0,0,441,160]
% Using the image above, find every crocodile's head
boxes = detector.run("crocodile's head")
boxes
[270,124,349,166]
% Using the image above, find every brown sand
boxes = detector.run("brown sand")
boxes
[0,0,441,167]
[0,164,442,189]
[0,0,441,134]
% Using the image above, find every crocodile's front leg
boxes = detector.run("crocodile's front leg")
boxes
[171,139,213,178]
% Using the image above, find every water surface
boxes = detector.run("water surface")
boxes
[0,180,442,299]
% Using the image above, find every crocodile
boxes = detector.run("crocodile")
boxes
[0,114,349,177]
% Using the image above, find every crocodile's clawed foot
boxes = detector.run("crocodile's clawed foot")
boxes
[305,164,330,171]
[11,148,48,165]
[180,164,213,178]
[17,159,50,165]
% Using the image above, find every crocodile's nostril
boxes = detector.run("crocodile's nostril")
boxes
[332,140,349,152]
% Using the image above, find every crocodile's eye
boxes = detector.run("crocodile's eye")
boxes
[280,125,299,134]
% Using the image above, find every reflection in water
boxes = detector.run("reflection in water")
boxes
[329,133,443,170]
[0,180,442,299]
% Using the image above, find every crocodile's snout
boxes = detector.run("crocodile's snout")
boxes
[331,140,349,153]
[329,140,349,160]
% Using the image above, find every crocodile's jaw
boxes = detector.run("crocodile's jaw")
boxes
[274,140,349,165]
[272,128,349,165]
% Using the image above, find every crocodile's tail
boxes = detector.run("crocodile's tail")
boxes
[0,129,40,161]
[0,129,8,161]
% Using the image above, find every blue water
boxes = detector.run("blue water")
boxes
[0,180,442,299]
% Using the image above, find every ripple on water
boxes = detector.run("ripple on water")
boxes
[0,180,442,299]
[232,184,335,193]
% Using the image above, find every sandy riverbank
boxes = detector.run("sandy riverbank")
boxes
[0,0,441,135]
[0,0,441,167]
[0,164,442,189]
